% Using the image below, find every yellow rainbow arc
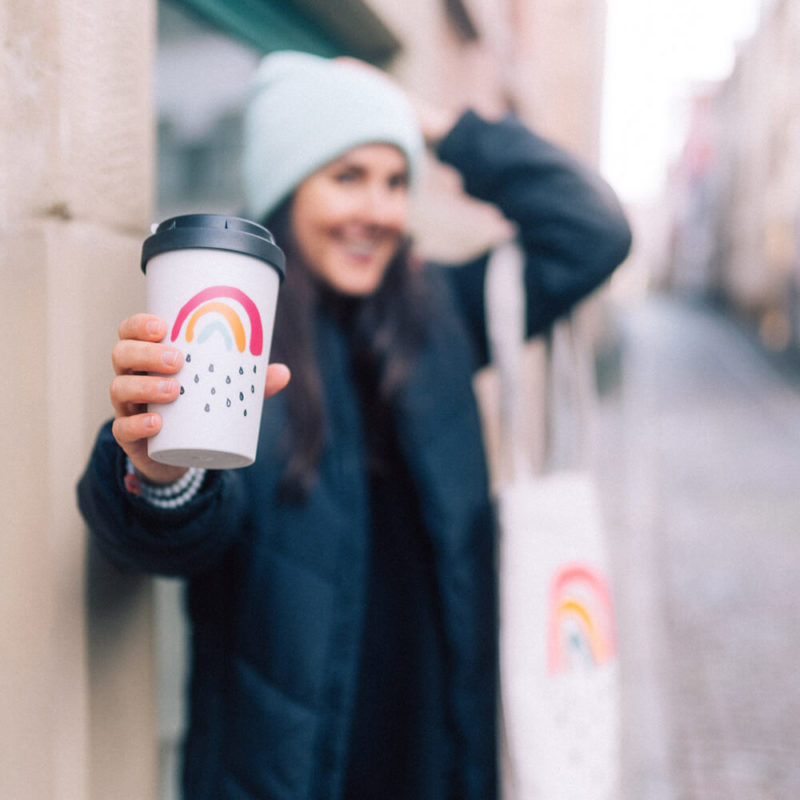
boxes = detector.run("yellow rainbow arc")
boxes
[557,598,609,664]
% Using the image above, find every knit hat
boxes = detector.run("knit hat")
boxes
[242,51,425,224]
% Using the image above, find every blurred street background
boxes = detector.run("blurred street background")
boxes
[596,294,800,799]
[594,2,800,794]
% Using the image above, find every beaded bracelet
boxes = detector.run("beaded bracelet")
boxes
[125,458,207,510]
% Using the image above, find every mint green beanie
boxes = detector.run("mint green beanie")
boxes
[242,51,425,224]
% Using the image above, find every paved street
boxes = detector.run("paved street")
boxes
[594,294,800,799]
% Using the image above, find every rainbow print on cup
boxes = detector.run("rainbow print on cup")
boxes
[142,215,285,469]
[173,286,266,356]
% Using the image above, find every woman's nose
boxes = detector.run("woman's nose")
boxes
[359,184,405,227]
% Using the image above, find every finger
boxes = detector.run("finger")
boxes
[118,314,169,343]
[264,363,291,399]
[112,339,184,376]
[110,422,190,486]
[110,374,181,415]
[112,411,163,446]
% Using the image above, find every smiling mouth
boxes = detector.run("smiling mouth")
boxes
[341,238,383,260]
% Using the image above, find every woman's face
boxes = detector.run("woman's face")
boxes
[290,143,410,296]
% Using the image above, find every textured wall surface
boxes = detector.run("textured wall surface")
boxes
[1,2,158,798]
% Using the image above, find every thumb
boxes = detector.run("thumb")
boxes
[264,363,291,399]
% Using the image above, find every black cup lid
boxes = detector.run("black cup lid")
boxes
[141,214,285,280]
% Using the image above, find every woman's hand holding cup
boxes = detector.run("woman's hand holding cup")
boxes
[110,313,290,485]
[110,314,186,484]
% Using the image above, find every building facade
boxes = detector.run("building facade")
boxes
[665,0,800,352]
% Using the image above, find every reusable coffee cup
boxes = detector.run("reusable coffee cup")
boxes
[141,214,285,469]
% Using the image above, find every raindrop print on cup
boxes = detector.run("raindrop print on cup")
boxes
[141,214,285,469]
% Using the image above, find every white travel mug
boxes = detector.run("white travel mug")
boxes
[142,214,285,469]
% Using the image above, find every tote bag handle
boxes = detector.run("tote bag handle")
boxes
[485,239,597,479]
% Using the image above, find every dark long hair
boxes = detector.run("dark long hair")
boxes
[265,198,430,501]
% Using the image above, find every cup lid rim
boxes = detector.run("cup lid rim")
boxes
[141,214,285,279]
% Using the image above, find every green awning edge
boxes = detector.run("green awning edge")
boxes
[173,0,401,62]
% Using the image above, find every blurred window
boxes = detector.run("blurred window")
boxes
[157,3,260,219]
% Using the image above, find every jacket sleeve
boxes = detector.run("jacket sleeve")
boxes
[77,420,251,577]
[435,109,632,367]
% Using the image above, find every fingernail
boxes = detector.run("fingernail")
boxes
[161,349,179,367]
[158,379,177,394]
[147,319,164,337]
[144,414,157,428]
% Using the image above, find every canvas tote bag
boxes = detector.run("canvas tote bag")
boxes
[484,240,621,800]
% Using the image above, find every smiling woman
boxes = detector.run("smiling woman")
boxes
[78,48,631,800]
[247,53,429,500]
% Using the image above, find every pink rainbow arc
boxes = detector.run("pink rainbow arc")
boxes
[170,285,263,355]
[546,563,616,674]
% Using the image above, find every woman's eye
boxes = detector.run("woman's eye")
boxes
[388,173,409,190]
[333,169,360,183]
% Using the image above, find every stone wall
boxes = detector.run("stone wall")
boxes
[1,2,158,797]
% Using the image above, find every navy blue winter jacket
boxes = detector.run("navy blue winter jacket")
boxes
[78,110,631,800]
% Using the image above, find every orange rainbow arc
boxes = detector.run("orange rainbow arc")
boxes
[556,598,610,664]
[185,301,247,353]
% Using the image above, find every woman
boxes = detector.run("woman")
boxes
[78,52,631,800]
